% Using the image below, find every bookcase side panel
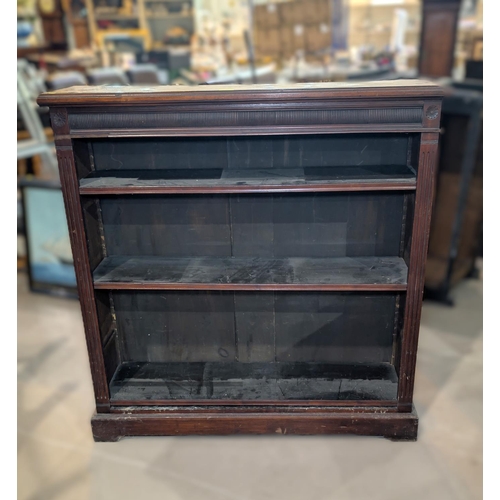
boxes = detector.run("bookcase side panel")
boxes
[51,108,111,412]
[397,131,440,410]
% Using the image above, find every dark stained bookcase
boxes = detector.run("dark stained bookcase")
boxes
[38,81,443,441]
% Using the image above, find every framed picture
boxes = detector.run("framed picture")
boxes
[19,179,77,298]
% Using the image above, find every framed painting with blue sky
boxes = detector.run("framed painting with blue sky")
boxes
[20,179,77,298]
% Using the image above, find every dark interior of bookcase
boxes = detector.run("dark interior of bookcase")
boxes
[76,133,419,404]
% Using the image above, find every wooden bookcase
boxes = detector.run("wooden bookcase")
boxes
[37,81,442,441]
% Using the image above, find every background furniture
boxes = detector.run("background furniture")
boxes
[46,70,88,89]
[87,66,129,84]
[63,0,91,49]
[425,81,483,305]
[141,0,194,48]
[252,0,333,62]
[86,0,152,50]
[126,63,160,83]
[418,0,461,78]
[38,80,442,441]
[37,0,68,50]
[17,60,58,177]
[465,59,483,81]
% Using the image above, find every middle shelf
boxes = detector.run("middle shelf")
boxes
[93,255,408,291]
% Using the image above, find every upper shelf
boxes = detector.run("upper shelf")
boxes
[79,165,416,195]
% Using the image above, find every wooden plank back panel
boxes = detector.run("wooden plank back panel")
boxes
[113,291,237,363]
[111,291,399,366]
[87,134,410,173]
[98,193,404,260]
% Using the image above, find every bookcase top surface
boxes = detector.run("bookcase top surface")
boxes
[38,79,443,107]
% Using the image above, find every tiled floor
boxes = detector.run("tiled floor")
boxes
[18,271,482,500]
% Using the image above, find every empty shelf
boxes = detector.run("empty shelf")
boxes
[79,166,417,194]
[109,361,399,403]
[93,255,408,291]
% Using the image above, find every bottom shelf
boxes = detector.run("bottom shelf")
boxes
[109,361,398,403]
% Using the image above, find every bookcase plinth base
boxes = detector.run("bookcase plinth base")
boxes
[91,406,418,442]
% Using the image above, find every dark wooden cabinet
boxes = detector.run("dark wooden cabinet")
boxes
[419,0,461,78]
[38,0,68,50]
[425,82,483,304]
[38,81,442,441]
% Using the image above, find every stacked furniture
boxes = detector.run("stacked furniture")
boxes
[253,0,332,61]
